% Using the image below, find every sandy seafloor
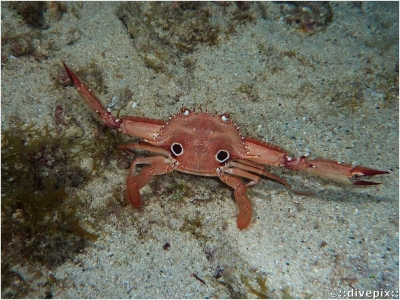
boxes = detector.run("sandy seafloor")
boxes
[1,2,399,299]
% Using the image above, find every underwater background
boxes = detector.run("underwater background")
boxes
[1,2,398,298]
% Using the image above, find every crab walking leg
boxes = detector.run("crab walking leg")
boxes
[226,161,291,189]
[127,156,176,207]
[118,143,171,157]
[63,62,121,129]
[64,63,166,139]
[217,169,252,229]
[222,166,261,186]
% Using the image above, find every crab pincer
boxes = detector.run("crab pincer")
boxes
[284,157,389,186]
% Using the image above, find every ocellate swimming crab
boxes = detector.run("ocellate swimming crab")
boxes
[63,63,389,229]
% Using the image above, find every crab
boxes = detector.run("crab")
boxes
[63,63,389,229]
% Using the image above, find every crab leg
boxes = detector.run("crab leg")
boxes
[126,157,176,206]
[243,137,389,185]
[217,168,252,229]
[226,161,290,189]
[217,162,290,229]
[285,157,389,185]
[63,62,121,129]
[118,142,171,157]
[222,167,261,186]
[63,63,165,140]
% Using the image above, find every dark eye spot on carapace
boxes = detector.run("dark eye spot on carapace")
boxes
[216,150,229,163]
[171,143,183,156]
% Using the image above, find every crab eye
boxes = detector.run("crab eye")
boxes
[171,143,183,156]
[220,113,230,123]
[216,150,230,163]
[181,107,191,116]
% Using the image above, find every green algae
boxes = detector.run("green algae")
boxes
[241,274,279,299]
[116,2,260,73]
[166,181,191,202]
[1,121,110,297]
[241,274,314,299]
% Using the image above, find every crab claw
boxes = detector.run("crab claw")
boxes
[63,62,121,129]
[349,165,390,185]
[285,157,389,186]
[306,159,389,186]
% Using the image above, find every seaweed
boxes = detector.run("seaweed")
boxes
[8,1,67,28]
[2,31,36,59]
[75,61,108,94]
[241,274,314,299]
[166,181,191,202]
[9,1,47,28]
[237,83,259,102]
[0,121,113,289]
[116,2,259,73]
[1,122,98,241]
[280,2,333,33]
[241,274,279,299]
[180,211,204,238]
